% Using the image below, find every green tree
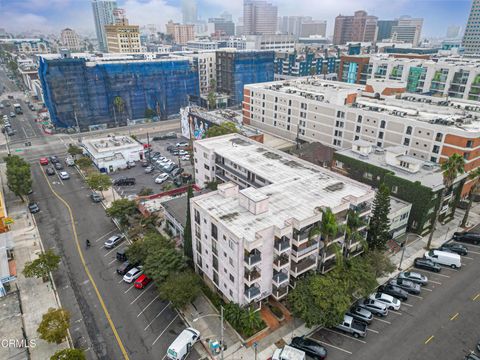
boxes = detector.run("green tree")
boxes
[144,108,156,119]
[319,207,339,271]
[138,187,154,196]
[75,157,93,170]
[367,183,391,250]
[183,185,193,263]
[426,153,465,249]
[163,182,175,191]
[363,249,395,278]
[106,199,137,226]
[461,168,480,227]
[23,249,61,280]
[126,231,167,264]
[223,303,264,338]
[4,155,32,201]
[86,172,112,197]
[37,308,70,344]
[143,244,186,283]
[7,60,17,72]
[205,121,238,138]
[159,270,201,309]
[113,96,125,126]
[67,144,83,159]
[205,180,218,190]
[207,90,217,110]
[50,348,86,360]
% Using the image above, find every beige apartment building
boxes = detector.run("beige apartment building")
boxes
[105,23,141,53]
[166,21,195,45]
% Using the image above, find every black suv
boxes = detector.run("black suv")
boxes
[453,231,480,245]
[290,337,327,360]
[378,284,409,301]
[438,242,468,256]
[113,177,135,186]
[414,257,441,273]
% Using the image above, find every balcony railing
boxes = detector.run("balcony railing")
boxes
[273,254,289,269]
[290,257,317,277]
[244,286,261,302]
[354,202,371,215]
[320,257,336,274]
[291,241,319,259]
[274,237,290,253]
[244,251,261,268]
[272,271,289,286]
[272,285,288,300]
[244,268,261,284]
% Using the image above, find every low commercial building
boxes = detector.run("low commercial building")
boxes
[333,141,466,235]
[162,195,188,243]
[82,135,144,173]
[191,134,374,306]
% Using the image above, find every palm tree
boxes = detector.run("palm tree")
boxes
[319,207,339,272]
[426,153,465,249]
[113,96,125,127]
[461,168,480,228]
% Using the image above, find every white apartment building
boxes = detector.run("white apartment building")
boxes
[191,134,374,306]
[242,77,480,195]
[178,51,216,95]
[60,28,82,51]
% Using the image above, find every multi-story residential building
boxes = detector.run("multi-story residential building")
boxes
[38,53,198,129]
[208,17,235,36]
[463,0,480,56]
[242,77,480,195]
[105,23,141,53]
[191,134,374,306]
[334,141,466,235]
[60,28,82,51]
[333,10,378,45]
[243,0,278,35]
[216,49,274,105]
[391,16,423,46]
[178,51,216,95]
[91,0,118,52]
[166,21,195,45]
[184,40,219,51]
[274,51,340,78]
[0,38,51,54]
[377,20,398,41]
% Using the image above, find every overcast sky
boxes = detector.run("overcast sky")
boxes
[0,0,473,38]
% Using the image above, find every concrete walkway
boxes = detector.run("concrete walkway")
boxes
[0,164,69,359]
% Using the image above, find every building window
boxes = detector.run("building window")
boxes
[380,120,386,129]
[406,126,412,135]
[378,131,384,139]
[464,152,470,160]
[337,110,345,118]
[354,135,359,140]
[356,126,361,133]
[204,164,210,170]
[377,142,382,147]
[466,140,473,148]
[357,115,363,123]
[403,138,410,146]
[392,185,398,194]
[228,239,234,250]
[432,145,440,154]
[194,209,200,224]
[435,132,443,142]
[430,156,437,163]
[211,223,218,240]
[229,274,234,283]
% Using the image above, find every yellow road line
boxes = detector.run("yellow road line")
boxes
[424,335,434,345]
[41,166,130,359]
[450,312,459,321]
[473,293,480,301]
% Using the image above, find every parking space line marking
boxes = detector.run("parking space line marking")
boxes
[130,283,154,305]
[104,246,122,257]
[137,295,160,317]
[124,284,136,294]
[450,312,459,321]
[389,310,402,315]
[144,302,171,330]
[95,229,117,243]
[463,256,474,260]
[464,243,480,249]
[410,294,423,300]
[308,337,352,354]
[402,303,413,307]
[423,288,433,292]
[473,293,480,301]
[108,259,116,265]
[374,318,391,324]
[468,250,480,256]
[431,273,450,278]
[367,328,379,334]
[118,278,125,284]
[440,265,459,271]
[424,335,434,344]
[322,329,367,343]
[152,314,179,346]
[429,280,442,285]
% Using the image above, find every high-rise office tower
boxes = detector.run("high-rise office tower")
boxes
[243,0,278,35]
[463,0,480,55]
[376,20,398,41]
[333,10,378,45]
[182,0,198,24]
[91,0,118,52]
[391,16,423,46]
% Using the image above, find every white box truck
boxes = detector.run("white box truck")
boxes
[424,250,461,269]
[272,345,306,360]
[166,327,200,360]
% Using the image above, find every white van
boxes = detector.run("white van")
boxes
[166,327,200,360]
[424,250,461,269]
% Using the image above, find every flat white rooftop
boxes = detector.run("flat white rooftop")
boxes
[83,135,142,156]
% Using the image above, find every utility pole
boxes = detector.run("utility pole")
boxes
[220,305,224,360]
[398,240,406,271]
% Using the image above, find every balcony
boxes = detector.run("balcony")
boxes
[274,237,290,254]
[354,202,371,216]
[215,161,259,188]
[292,228,310,246]
[244,285,261,302]
[272,285,288,300]
[244,267,261,286]
[272,271,289,286]
[323,243,339,260]
[273,254,289,270]
[290,256,317,277]
[244,249,261,268]
[335,208,349,224]
[320,257,336,274]
[291,240,319,261]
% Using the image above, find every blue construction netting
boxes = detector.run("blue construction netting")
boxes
[39,57,199,129]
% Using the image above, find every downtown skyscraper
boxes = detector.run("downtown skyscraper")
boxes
[463,0,480,55]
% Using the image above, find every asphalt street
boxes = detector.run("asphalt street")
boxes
[310,242,480,360]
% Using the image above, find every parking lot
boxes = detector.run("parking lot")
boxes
[109,133,193,198]
[309,241,480,360]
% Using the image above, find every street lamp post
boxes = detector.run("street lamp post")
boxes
[193,305,224,360]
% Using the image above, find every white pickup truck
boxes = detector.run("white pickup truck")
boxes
[272,345,306,360]
[335,314,368,338]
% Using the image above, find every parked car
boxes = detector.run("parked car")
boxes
[127,161,136,169]
[49,155,59,164]
[116,248,127,262]
[378,284,409,301]
[167,328,200,360]
[390,278,421,294]
[117,261,134,276]
[414,257,441,273]
[134,274,151,289]
[357,298,388,317]
[65,157,75,166]
[59,171,70,180]
[104,235,124,249]
[178,150,188,156]
[369,292,401,311]
[113,178,135,186]
[39,157,49,165]
[346,306,373,324]
[123,267,143,283]
[424,250,461,269]
[181,155,190,161]
[144,166,154,174]
[335,314,367,338]
[171,167,184,177]
[46,167,55,176]
[176,142,188,147]
[28,202,40,213]
[290,336,327,359]
[141,160,149,167]
[90,192,102,203]
[9,112,15,118]
[155,173,169,184]
[54,162,63,170]
[397,271,428,286]
[465,353,480,360]
[272,345,305,360]
[438,242,468,256]
[171,149,180,155]
[453,231,480,245]
[166,145,175,152]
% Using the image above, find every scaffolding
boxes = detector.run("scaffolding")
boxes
[39,57,199,129]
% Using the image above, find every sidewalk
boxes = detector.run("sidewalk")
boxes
[0,165,69,359]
